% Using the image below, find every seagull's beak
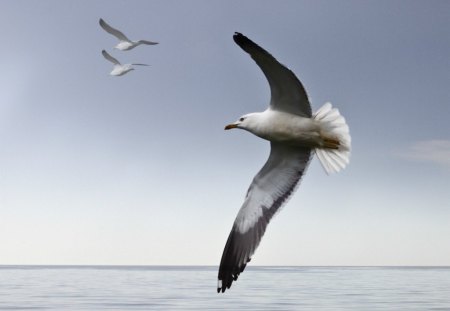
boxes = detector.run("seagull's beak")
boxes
[224,123,238,130]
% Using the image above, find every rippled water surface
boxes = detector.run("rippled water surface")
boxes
[0,266,449,310]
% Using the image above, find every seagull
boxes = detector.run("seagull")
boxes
[217,32,351,293]
[99,18,158,51]
[101,50,149,76]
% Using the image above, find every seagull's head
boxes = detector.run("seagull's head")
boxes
[224,113,260,131]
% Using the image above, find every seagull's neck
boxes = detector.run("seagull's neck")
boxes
[242,111,270,137]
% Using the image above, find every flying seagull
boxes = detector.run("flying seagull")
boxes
[99,18,158,51]
[217,32,351,293]
[101,50,149,76]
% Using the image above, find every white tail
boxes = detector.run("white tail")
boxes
[313,102,351,174]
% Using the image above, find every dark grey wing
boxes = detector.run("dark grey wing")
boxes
[138,40,159,45]
[99,18,131,42]
[217,143,312,293]
[131,63,150,66]
[102,50,120,65]
[233,32,311,117]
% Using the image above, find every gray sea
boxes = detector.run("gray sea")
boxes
[0,266,449,310]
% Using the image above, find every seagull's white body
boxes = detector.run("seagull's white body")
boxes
[115,41,137,51]
[217,33,351,293]
[110,64,134,76]
[99,18,158,51]
[236,110,325,147]
[101,50,149,76]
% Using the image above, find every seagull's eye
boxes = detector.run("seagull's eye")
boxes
[239,117,245,122]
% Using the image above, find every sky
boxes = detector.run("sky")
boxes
[0,0,449,266]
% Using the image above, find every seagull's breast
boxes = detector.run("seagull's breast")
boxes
[116,41,134,51]
[255,110,321,147]
[111,65,131,76]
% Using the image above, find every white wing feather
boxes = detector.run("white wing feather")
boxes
[218,143,312,293]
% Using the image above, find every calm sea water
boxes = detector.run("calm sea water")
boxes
[0,266,449,310]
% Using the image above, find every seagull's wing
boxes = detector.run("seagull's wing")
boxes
[102,50,120,65]
[233,32,311,117]
[137,40,159,45]
[131,63,150,66]
[217,143,312,293]
[99,18,131,42]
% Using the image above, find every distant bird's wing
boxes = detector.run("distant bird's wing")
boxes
[99,18,131,42]
[131,63,150,66]
[138,40,159,45]
[217,143,312,293]
[233,32,312,117]
[102,50,120,65]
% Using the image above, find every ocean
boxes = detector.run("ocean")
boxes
[0,266,449,310]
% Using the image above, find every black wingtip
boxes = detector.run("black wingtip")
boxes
[217,279,225,293]
[233,32,260,52]
[233,32,246,44]
[217,278,233,293]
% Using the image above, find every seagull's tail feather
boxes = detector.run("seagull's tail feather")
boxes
[313,102,351,174]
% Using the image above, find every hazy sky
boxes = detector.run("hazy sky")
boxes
[1,0,449,266]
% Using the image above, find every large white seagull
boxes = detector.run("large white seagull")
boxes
[217,32,351,293]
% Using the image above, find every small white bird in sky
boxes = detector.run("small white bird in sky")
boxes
[217,32,351,293]
[99,18,158,51]
[101,50,149,76]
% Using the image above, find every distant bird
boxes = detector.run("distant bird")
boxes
[217,33,351,293]
[101,50,149,76]
[99,18,158,51]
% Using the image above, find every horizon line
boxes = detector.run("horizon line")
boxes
[1,264,449,268]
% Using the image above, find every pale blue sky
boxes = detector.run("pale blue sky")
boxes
[1,0,449,265]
